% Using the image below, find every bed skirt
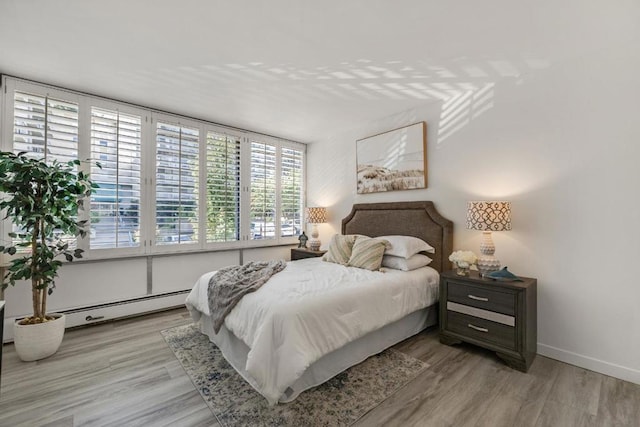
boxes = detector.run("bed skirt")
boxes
[194,304,438,403]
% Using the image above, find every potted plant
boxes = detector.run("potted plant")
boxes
[0,151,96,361]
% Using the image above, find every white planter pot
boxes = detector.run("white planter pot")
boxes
[14,314,66,361]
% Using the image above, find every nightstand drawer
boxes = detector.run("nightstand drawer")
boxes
[447,280,516,316]
[446,311,516,350]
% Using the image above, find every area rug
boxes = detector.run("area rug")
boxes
[161,323,428,426]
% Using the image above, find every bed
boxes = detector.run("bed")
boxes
[185,201,453,405]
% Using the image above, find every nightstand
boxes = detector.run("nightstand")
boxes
[291,248,327,261]
[439,270,537,372]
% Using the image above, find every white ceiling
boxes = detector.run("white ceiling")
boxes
[0,0,631,143]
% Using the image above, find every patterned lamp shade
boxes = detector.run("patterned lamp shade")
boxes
[305,207,328,224]
[466,201,512,231]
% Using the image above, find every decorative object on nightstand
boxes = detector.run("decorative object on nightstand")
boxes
[291,247,327,261]
[466,201,512,277]
[305,207,328,251]
[448,250,478,276]
[297,231,308,248]
[487,266,523,281]
[439,270,537,372]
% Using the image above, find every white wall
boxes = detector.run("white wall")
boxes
[307,13,640,383]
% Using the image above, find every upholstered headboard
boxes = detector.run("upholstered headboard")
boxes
[341,201,454,272]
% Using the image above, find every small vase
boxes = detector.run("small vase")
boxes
[456,263,470,276]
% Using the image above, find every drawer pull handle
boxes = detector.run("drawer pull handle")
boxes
[468,294,489,302]
[468,323,489,333]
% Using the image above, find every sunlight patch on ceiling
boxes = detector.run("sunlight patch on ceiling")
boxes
[198,56,546,141]
[34,54,549,143]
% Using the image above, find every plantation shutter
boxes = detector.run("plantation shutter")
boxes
[13,91,78,163]
[249,141,277,240]
[206,131,241,243]
[280,146,304,237]
[90,107,142,249]
[155,122,199,246]
[11,90,80,249]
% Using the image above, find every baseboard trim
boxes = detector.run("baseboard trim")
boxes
[3,291,189,343]
[538,343,640,385]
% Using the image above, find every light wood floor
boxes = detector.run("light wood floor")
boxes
[1,308,638,427]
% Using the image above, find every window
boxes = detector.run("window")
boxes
[2,76,305,259]
[10,90,79,248]
[280,146,304,238]
[90,107,142,249]
[155,122,199,246]
[249,140,305,241]
[206,131,241,243]
[250,140,277,240]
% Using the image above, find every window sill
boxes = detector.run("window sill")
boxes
[70,242,297,265]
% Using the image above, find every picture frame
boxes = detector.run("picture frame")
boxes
[356,121,427,194]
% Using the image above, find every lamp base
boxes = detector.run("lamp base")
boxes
[309,239,321,252]
[309,223,321,251]
[477,256,501,277]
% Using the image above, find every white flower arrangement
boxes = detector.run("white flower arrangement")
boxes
[448,250,478,268]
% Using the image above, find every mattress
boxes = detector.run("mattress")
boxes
[186,257,440,404]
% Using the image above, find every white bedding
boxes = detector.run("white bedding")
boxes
[185,257,440,405]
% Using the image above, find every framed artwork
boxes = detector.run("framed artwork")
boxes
[356,121,427,194]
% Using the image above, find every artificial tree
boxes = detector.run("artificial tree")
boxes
[0,151,96,324]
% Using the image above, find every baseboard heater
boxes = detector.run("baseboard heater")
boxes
[2,290,190,343]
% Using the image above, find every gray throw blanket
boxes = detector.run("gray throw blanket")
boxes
[207,260,287,333]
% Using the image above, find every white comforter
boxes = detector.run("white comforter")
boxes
[185,258,439,405]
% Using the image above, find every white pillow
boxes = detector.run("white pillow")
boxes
[382,254,432,271]
[379,235,435,258]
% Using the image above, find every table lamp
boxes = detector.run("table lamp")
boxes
[466,201,512,277]
[305,207,327,251]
